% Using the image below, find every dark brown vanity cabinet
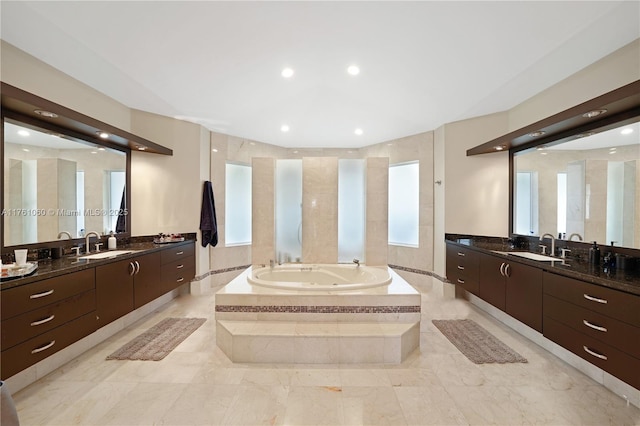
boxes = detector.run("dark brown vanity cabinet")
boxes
[1,269,97,379]
[96,252,161,327]
[543,272,640,389]
[446,243,480,296]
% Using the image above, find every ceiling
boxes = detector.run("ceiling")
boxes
[1,1,639,149]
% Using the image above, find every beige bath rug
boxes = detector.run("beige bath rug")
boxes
[432,319,527,364]
[106,317,206,361]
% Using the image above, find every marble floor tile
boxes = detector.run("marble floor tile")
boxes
[8,274,640,426]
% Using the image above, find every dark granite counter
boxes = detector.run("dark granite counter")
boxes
[1,237,196,291]
[446,234,640,296]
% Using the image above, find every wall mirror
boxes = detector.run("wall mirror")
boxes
[513,119,639,249]
[2,118,129,247]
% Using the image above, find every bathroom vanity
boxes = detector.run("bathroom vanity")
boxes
[446,235,640,390]
[0,239,195,379]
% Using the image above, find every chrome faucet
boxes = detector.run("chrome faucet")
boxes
[84,231,100,254]
[568,233,583,242]
[539,233,556,256]
[353,258,360,267]
[57,231,72,240]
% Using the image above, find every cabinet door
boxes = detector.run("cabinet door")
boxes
[478,253,506,311]
[505,261,543,332]
[96,259,135,328]
[133,252,163,308]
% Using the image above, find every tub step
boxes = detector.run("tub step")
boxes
[216,320,420,364]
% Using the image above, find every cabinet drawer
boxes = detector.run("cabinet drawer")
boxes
[1,269,95,320]
[446,244,480,295]
[1,311,96,380]
[160,242,195,265]
[2,290,96,350]
[544,294,640,357]
[543,272,640,327]
[161,257,195,291]
[544,316,640,389]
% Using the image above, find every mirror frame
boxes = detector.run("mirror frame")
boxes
[1,109,132,251]
[505,82,640,247]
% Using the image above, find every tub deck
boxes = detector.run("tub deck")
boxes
[215,266,421,364]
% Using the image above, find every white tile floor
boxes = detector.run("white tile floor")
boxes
[9,272,640,425]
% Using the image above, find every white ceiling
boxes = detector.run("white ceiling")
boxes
[1,1,639,149]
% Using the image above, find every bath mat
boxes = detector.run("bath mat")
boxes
[106,317,206,361]
[432,319,527,364]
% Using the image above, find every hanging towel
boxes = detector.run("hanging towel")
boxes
[200,180,218,247]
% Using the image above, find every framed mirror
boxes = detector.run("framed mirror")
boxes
[2,116,130,248]
[513,119,639,248]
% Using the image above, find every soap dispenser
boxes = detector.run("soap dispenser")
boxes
[108,231,117,250]
[588,242,600,266]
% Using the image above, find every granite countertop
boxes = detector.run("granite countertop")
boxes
[1,239,195,291]
[446,235,640,296]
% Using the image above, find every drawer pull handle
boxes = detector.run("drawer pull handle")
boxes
[30,315,55,326]
[583,319,607,333]
[457,265,464,270]
[30,289,54,299]
[176,251,184,256]
[583,345,607,361]
[457,252,465,257]
[31,340,56,354]
[129,262,136,276]
[176,277,185,283]
[583,294,607,304]
[457,278,465,284]
[176,264,184,269]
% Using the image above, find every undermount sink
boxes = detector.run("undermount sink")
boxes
[79,250,137,260]
[497,251,559,261]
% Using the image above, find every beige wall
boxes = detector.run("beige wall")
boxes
[251,157,276,266]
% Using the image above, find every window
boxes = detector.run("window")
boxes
[388,161,419,247]
[514,171,539,236]
[338,159,365,262]
[225,162,252,246]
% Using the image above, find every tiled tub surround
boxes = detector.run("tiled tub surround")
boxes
[215,266,421,364]
[445,233,640,408]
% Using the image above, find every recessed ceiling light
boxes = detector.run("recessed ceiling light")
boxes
[609,147,617,151]
[609,150,616,155]
[281,124,290,133]
[137,146,147,151]
[621,128,634,135]
[91,151,98,154]
[17,130,30,137]
[528,131,545,137]
[576,132,595,139]
[354,128,363,136]
[98,147,105,151]
[540,152,548,155]
[347,65,360,76]
[281,67,294,78]
[293,150,299,154]
[582,109,607,118]
[536,146,546,151]
[97,131,109,139]
[34,110,58,118]
[22,148,30,152]
[212,148,218,153]
[495,145,505,151]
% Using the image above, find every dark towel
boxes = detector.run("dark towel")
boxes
[200,181,218,247]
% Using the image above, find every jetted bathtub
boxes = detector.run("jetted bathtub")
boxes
[248,263,392,291]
